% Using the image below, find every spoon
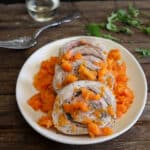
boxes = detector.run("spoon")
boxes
[0,12,80,49]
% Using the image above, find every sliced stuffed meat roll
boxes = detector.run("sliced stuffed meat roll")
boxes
[52,81,116,136]
[53,38,109,92]
[60,38,107,60]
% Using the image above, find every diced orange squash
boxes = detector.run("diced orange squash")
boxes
[40,90,55,113]
[63,101,89,113]
[116,74,128,83]
[117,111,123,118]
[74,101,89,112]
[107,105,115,116]
[79,64,97,80]
[73,53,82,60]
[63,51,72,60]
[102,127,113,136]
[94,110,101,118]
[38,115,52,128]
[63,104,72,113]
[28,93,42,111]
[33,57,58,91]
[94,94,101,100]
[64,74,78,85]
[61,60,72,72]
[58,114,69,126]
[81,88,100,100]
[108,49,121,60]
[106,76,113,88]
[97,66,108,82]
[56,83,62,89]
[88,122,102,137]
[81,88,93,100]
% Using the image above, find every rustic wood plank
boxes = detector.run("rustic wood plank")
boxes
[114,0,150,9]
[135,1,150,9]
[0,119,150,143]
[0,127,150,150]
[74,1,115,10]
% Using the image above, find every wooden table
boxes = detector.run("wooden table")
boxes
[0,1,150,149]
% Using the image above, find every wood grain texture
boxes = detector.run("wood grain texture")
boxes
[0,1,150,150]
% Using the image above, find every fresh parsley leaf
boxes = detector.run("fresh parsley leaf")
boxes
[135,48,150,56]
[106,22,118,32]
[120,27,133,34]
[128,4,139,17]
[101,34,120,42]
[105,5,141,34]
[107,12,118,23]
[86,23,119,42]
[143,26,150,34]
[86,23,101,37]
[126,18,141,27]
[116,8,141,27]
[117,9,128,21]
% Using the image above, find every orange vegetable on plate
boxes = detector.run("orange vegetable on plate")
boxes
[38,115,52,128]
[79,64,97,80]
[61,60,72,72]
[28,93,41,111]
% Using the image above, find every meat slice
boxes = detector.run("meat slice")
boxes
[61,38,106,54]
[65,45,104,60]
[53,60,100,92]
[52,81,116,135]
[53,38,109,92]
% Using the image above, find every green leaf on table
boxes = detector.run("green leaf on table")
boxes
[143,26,150,34]
[117,9,128,21]
[107,12,118,23]
[85,23,120,42]
[127,18,141,27]
[128,4,140,17]
[120,27,133,34]
[135,48,150,57]
[101,34,120,42]
[106,22,118,32]
[105,5,141,34]
[86,23,101,37]
[116,9,141,27]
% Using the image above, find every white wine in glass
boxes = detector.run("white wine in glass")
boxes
[26,0,60,22]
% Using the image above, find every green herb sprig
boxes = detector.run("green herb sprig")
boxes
[85,4,149,42]
[135,48,150,57]
[86,23,120,42]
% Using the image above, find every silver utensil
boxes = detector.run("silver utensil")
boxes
[0,12,80,49]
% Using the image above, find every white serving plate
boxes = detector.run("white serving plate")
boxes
[16,36,147,145]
